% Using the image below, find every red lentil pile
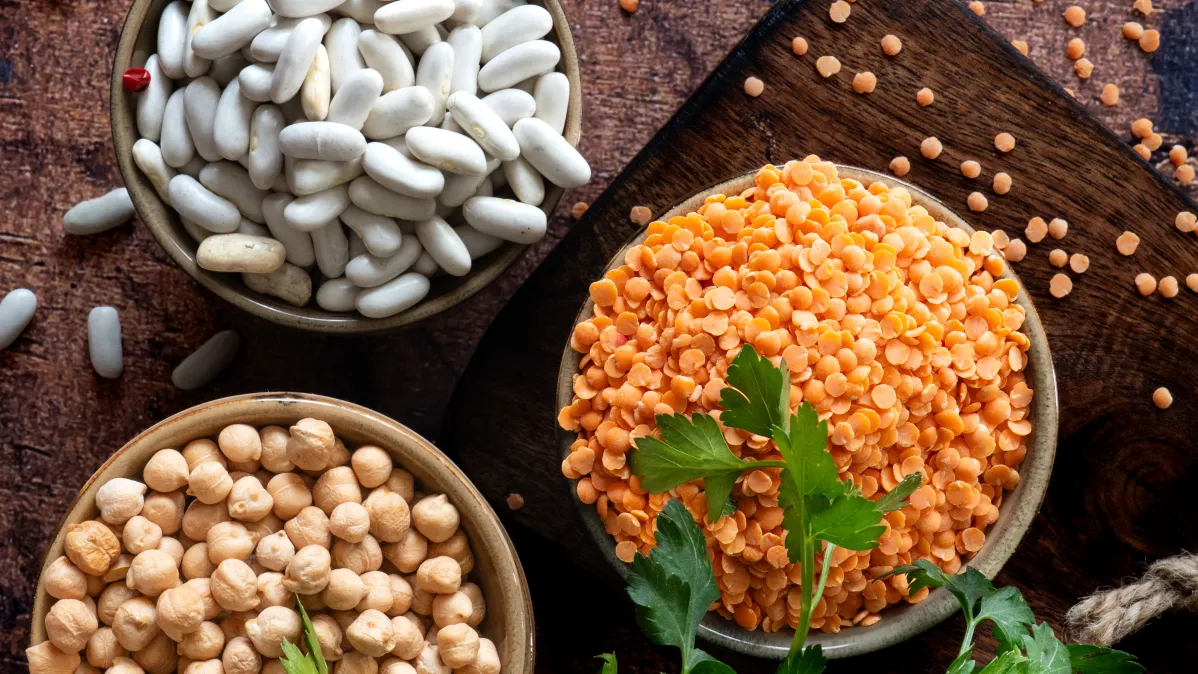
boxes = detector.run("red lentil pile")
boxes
[559,159,1034,634]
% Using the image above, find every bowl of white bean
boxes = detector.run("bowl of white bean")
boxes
[111,0,586,333]
[28,392,533,674]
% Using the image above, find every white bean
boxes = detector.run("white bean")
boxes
[243,263,313,306]
[193,0,273,60]
[272,17,326,104]
[335,0,385,22]
[279,122,368,161]
[355,272,430,318]
[88,307,123,379]
[251,14,333,62]
[137,55,172,143]
[302,45,332,121]
[415,216,470,276]
[374,0,455,35]
[283,184,351,231]
[455,224,504,259]
[249,105,287,190]
[348,229,368,258]
[270,0,345,18]
[341,205,403,257]
[63,188,135,235]
[362,86,436,140]
[478,40,559,92]
[182,218,213,243]
[411,251,439,276]
[239,218,271,237]
[346,234,423,287]
[451,0,484,23]
[362,142,444,199]
[289,156,364,195]
[211,0,244,11]
[133,139,178,203]
[160,90,195,168]
[441,111,464,133]
[326,18,367,94]
[447,25,481,96]
[447,91,519,161]
[210,54,250,86]
[358,30,416,93]
[315,277,361,311]
[239,64,276,102]
[263,193,317,266]
[185,77,223,162]
[480,88,534,127]
[327,68,384,130]
[197,233,287,273]
[462,196,545,243]
[214,80,258,162]
[503,156,544,206]
[169,174,242,233]
[311,219,350,277]
[438,171,488,208]
[184,0,215,78]
[405,126,487,175]
[348,176,437,219]
[158,1,190,79]
[397,26,441,57]
[512,117,590,188]
[476,0,530,27]
[179,156,207,179]
[532,71,569,135]
[479,5,553,63]
[474,173,494,198]
[415,42,454,125]
[0,289,36,351]
[200,161,269,223]
[172,330,241,389]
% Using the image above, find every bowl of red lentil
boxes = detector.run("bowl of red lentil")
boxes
[555,160,1058,659]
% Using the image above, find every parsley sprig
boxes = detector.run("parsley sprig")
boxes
[280,597,327,674]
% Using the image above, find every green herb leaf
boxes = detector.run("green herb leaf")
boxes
[891,562,996,621]
[720,495,738,519]
[976,649,1032,674]
[280,639,319,674]
[1020,623,1071,674]
[807,490,888,551]
[775,645,827,674]
[874,472,923,513]
[947,650,978,674]
[890,558,951,594]
[1066,645,1145,674]
[719,344,790,437]
[782,505,807,565]
[295,596,327,674]
[976,587,1036,648]
[775,406,840,502]
[595,652,618,674]
[630,413,748,522]
[626,561,693,653]
[687,649,736,674]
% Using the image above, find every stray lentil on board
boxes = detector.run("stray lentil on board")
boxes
[560,160,1033,635]
[852,72,878,95]
[917,88,935,107]
[1153,387,1173,409]
[792,37,809,56]
[890,156,911,177]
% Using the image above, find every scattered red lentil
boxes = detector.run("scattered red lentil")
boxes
[792,37,809,56]
[1004,239,1028,262]
[1115,231,1140,255]
[881,34,902,56]
[1025,217,1048,243]
[829,0,851,23]
[506,493,525,510]
[816,56,842,78]
[1144,133,1164,151]
[1153,387,1173,409]
[1131,118,1154,138]
[1159,275,1180,298]
[1123,22,1145,40]
[1187,273,1198,292]
[969,1,985,16]
[744,77,765,97]
[853,72,878,94]
[1069,253,1089,273]
[1135,272,1157,295]
[631,206,652,225]
[1139,30,1161,53]
[1048,249,1068,267]
[1177,165,1195,184]
[967,192,988,212]
[993,173,1012,195]
[1134,0,1154,16]
[995,133,1016,153]
[889,156,911,177]
[1133,144,1151,160]
[917,87,935,106]
[1047,218,1068,240]
[619,0,638,12]
[1012,39,1030,56]
[1049,274,1073,298]
[1074,58,1094,79]
[992,229,1010,249]
[1170,146,1188,165]
[921,137,943,159]
[1176,211,1197,233]
[1064,6,1086,27]
[571,202,590,220]
[1100,84,1119,106]
[1066,38,1085,60]
[961,161,982,179]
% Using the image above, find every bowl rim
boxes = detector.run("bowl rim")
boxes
[555,165,1059,660]
[110,0,583,334]
[28,391,535,672]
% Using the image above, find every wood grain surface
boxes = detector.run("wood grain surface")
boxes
[2,0,1197,672]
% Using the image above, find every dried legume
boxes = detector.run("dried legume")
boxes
[1153,387,1172,409]
[1159,275,1179,298]
[1116,231,1140,255]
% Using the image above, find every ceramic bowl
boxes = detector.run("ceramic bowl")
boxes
[556,166,1058,659]
[30,392,534,672]
[111,0,583,333]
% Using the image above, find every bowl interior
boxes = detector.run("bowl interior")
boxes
[556,166,1059,659]
[30,392,534,672]
[111,0,583,334]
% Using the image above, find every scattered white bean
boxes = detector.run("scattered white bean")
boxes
[348,229,368,258]
[172,330,240,390]
[478,40,560,92]
[412,250,440,276]
[270,0,345,18]
[398,25,442,57]
[315,277,362,312]
[405,126,487,175]
[249,105,288,190]
[311,220,351,278]
[263,193,317,267]
[289,156,364,195]
[137,55,172,143]
[454,224,504,259]
[416,42,455,126]
[210,53,249,87]
[512,117,590,188]
[328,68,384,130]
[239,63,276,102]
[302,45,333,121]
[197,233,287,273]
[157,2,190,80]
[415,216,470,276]
[239,218,271,237]
[251,14,333,63]
[169,174,242,233]
[346,233,423,287]
[480,5,554,63]
[358,30,416,93]
[184,77,223,162]
[182,218,213,243]
[87,307,124,379]
[63,188,135,235]
[183,0,215,78]
[481,88,535,126]
[283,184,352,231]
[160,90,195,168]
[326,18,367,95]
[0,289,37,351]
[532,71,569,135]
[192,0,273,60]
[132,139,178,202]
[242,263,314,306]
[503,156,544,206]
[279,122,367,161]
[362,86,436,140]
[447,25,482,96]
[355,272,430,318]
[448,91,519,160]
[340,205,404,257]
[362,142,444,199]
[438,170,490,208]
[272,17,325,104]
[214,79,257,161]
[374,0,456,35]
[199,162,268,223]
[462,195,546,243]
[348,176,437,220]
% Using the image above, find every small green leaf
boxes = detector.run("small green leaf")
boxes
[626,559,694,652]
[720,494,738,519]
[947,650,979,674]
[890,563,997,621]
[874,472,923,513]
[650,499,720,626]
[975,587,1036,648]
[1020,623,1071,674]
[775,645,827,674]
[782,504,806,564]
[279,639,319,674]
[1066,644,1145,674]
[295,596,327,674]
[719,345,790,437]
[775,407,841,501]
[595,652,618,674]
[630,413,749,523]
[890,559,950,594]
[976,649,1033,674]
[687,649,736,674]
[806,491,887,551]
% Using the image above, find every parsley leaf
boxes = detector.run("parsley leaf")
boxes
[280,639,319,674]
[295,596,327,674]
[807,490,889,550]
[688,650,737,674]
[1020,623,1071,674]
[774,406,841,501]
[719,345,790,437]
[947,651,978,674]
[1066,645,1146,674]
[874,472,923,513]
[976,649,1032,674]
[776,645,827,674]
[630,413,748,522]
[595,653,618,674]
[892,561,997,622]
[280,597,326,674]
[720,495,738,519]
[976,587,1036,648]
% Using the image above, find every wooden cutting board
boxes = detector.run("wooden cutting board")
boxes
[442,0,1198,669]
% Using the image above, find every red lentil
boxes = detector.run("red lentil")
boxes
[1064,6,1086,27]
[792,37,809,56]
[1159,276,1179,298]
[917,88,935,107]
[853,72,878,94]
[995,133,1015,153]
[744,77,765,97]
[881,35,902,56]
[1123,22,1145,40]
[992,173,1012,195]
[1139,30,1161,53]
[890,156,911,177]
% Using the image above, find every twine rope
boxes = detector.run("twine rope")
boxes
[1065,552,1198,647]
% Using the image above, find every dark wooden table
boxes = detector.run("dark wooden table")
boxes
[3,1,1198,672]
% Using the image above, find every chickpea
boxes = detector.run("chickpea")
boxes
[182,439,226,471]
[363,489,409,544]
[415,557,461,595]
[253,572,292,610]
[258,427,293,473]
[218,425,262,463]
[155,584,204,640]
[321,568,366,611]
[383,470,415,503]
[182,578,222,620]
[383,575,413,617]
[382,529,427,574]
[65,520,122,576]
[45,598,98,653]
[126,550,179,597]
[219,611,257,642]
[227,477,274,523]
[313,467,362,515]
[331,535,382,574]
[26,640,81,674]
[142,491,185,535]
[411,495,459,543]
[436,624,479,668]
[143,449,190,493]
[122,516,163,555]
[104,554,135,584]
[207,521,256,564]
[179,622,224,661]
[304,590,328,611]
[96,479,148,525]
[268,474,313,521]
[255,531,296,572]
[111,597,160,651]
[133,632,178,674]
[182,501,232,542]
[427,532,472,575]
[244,513,284,542]
[389,616,423,660]
[358,571,393,613]
[85,573,106,598]
[458,583,485,627]
[157,537,184,566]
[329,502,371,544]
[85,627,125,668]
[409,581,433,616]
[75,662,102,674]
[96,584,140,626]
[44,557,88,600]
[283,545,332,595]
[211,559,259,612]
[350,446,393,488]
[189,463,234,505]
[413,643,450,674]
[183,660,223,674]
[325,438,351,471]
[380,659,416,674]
[221,637,262,674]
[182,544,217,580]
[335,652,378,674]
[262,660,285,674]
[431,592,471,627]
[458,638,500,674]
[246,605,301,658]
[309,614,344,662]
[229,458,262,474]
[346,609,396,657]
[288,418,335,472]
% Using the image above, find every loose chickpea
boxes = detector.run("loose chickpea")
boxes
[257,572,294,609]
[184,659,224,674]
[207,521,257,564]
[415,557,462,595]
[332,535,384,574]
[178,622,224,660]
[219,611,257,642]
[427,531,473,575]
[143,450,191,493]
[66,521,122,577]
[314,467,363,515]
[157,538,183,567]
[96,479,148,525]
[255,531,296,573]
[431,591,472,628]
[336,652,379,674]
[381,659,417,674]
[262,660,285,674]
[44,557,88,601]
[141,490,185,536]
[385,575,414,617]
[96,584,140,626]
[384,470,415,502]
[364,489,410,543]
[111,597,160,651]
[286,507,332,549]
[27,640,81,674]
[327,438,352,471]
[267,474,313,521]
[221,637,262,674]
[227,476,274,524]
[245,605,302,659]
[993,172,1012,195]
[321,568,367,610]
[84,573,106,598]
[104,554,135,584]
[253,427,290,472]
[182,439,227,471]
[411,495,459,544]
[133,632,177,674]
[211,559,259,611]
[436,624,479,668]
[126,550,179,597]
[118,516,161,555]
[284,544,332,594]
[346,610,397,657]
[182,578,222,620]
[413,644,450,674]
[85,627,126,668]
[182,501,232,542]
[1047,217,1068,239]
[1139,29,1160,53]
[309,614,344,661]
[155,584,204,640]
[960,160,981,179]
[358,571,394,613]
[245,512,284,541]
[409,581,434,616]
[350,446,393,489]
[387,615,423,660]
[458,582,486,628]
[967,192,988,212]
[383,529,428,573]
[218,424,262,464]
[181,544,215,580]
[330,502,372,543]
[45,598,98,653]
[457,638,500,674]
[288,418,336,472]
[189,463,234,505]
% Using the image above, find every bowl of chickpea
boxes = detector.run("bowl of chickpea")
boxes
[28,392,532,674]
[555,161,1058,659]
